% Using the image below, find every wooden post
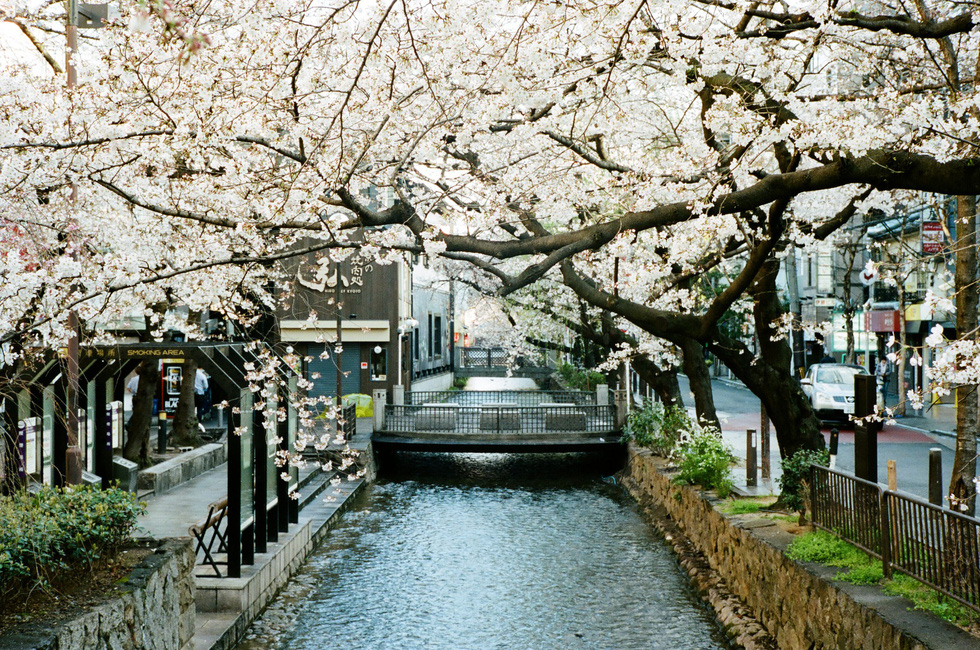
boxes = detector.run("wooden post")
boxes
[746,429,757,488]
[887,460,897,491]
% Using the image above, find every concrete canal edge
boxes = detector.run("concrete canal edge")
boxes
[190,475,369,650]
[0,538,196,650]
[621,445,980,650]
[189,438,376,650]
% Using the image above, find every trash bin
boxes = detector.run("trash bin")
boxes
[112,457,139,492]
[81,471,102,487]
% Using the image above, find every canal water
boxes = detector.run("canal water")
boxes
[237,453,732,649]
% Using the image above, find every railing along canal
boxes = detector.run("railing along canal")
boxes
[404,390,600,407]
[383,403,616,435]
[811,464,980,612]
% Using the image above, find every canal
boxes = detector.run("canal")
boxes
[237,452,732,649]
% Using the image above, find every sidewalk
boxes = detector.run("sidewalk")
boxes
[136,417,374,650]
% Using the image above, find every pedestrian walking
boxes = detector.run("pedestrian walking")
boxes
[195,368,210,421]
[876,358,891,400]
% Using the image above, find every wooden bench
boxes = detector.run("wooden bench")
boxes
[188,496,229,577]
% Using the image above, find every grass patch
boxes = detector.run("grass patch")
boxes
[718,498,776,515]
[787,530,883,584]
[884,575,980,627]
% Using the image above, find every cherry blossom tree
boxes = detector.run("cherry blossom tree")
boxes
[2,0,980,471]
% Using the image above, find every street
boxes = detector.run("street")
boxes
[674,376,963,502]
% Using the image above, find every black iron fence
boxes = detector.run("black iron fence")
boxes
[459,347,510,368]
[404,390,599,407]
[811,465,980,612]
[341,402,356,439]
[383,403,616,435]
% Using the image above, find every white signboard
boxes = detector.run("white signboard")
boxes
[23,417,38,474]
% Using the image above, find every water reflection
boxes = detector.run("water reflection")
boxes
[237,453,731,650]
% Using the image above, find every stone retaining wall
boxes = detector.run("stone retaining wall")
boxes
[139,442,227,494]
[623,446,974,650]
[3,538,195,650]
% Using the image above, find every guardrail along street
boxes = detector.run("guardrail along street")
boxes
[811,464,980,612]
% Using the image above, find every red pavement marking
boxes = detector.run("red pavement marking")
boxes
[720,413,934,443]
[820,423,934,444]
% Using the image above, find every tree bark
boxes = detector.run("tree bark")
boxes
[171,357,203,448]
[124,360,159,465]
[949,194,978,515]
[632,356,683,407]
[679,337,720,430]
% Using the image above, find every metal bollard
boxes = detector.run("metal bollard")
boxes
[929,448,943,506]
[746,429,757,488]
[157,412,168,453]
[829,428,839,470]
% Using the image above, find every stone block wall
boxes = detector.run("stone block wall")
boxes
[138,443,227,494]
[2,539,195,650]
[623,446,938,650]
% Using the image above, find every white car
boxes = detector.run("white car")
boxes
[801,363,866,423]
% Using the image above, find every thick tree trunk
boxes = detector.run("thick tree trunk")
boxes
[724,258,825,459]
[949,195,978,515]
[124,360,159,465]
[632,356,683,407]
[171,357,203,448]
[679,338,720,430]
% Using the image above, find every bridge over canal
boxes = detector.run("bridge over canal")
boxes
[453,347,557,380]
[372,388,624,453]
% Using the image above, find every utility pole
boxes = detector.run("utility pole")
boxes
[63,0,82,484]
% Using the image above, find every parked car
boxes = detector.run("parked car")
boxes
[801,363,866,423]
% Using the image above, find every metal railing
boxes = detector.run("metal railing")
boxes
[341,402,356,439]
[810,465,883,557]
[404,390,599,407]
[811,464,980,612]
[459,347,510,368]
[382,403,617,435]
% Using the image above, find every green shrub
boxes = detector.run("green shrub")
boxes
[778,448,830,512]
[0,485,144,604]
[556,363,606,391]
[673,427,735,493]
[623,401,690,455]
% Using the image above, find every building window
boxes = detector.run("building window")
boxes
[433,315,443,357]
[413,330,420,361]
[370,346,387,381]
[428,314,434,359]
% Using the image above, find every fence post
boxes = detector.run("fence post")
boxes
[614,390,627,429]
[596,384,609,406]
[929,448,943,507]
[372,389,386,432]
[392,385,404,406]
[746,429,757,488]
[880,491,893,579]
